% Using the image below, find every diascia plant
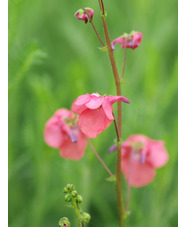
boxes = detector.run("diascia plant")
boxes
[44,1,169,226]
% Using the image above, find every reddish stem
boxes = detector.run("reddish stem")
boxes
[90,20,105,46]
[121,46,126,80]
[87,138,114,177]
[83,8,105,46]
[98,0,125,226]
[125,153,132,212]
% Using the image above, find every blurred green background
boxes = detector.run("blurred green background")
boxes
[8,0,178,226]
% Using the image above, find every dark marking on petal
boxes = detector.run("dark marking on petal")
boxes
[140,153,146,164]
[70,132,77,143]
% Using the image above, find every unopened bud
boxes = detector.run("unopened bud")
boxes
[66,184,74,191]
[63,187,68,193]
[64,194,71,202]
[76,195,83,203]
[71,190,78,198]
[59,217,71,227]
[79,212,91,223]
[75,8,94,24]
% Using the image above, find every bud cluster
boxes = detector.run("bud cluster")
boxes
[63,184,91,225]
[64,184,83,204]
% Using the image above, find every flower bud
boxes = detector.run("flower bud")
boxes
[71,190,78,198]
[64,194,71,202]
[79,212,91,223]
[75,8,94,24]
[59,217,71,227]
[66,184,74,191]
[63,186,68,193]
[76,195,83,203]
[108,144,117,153]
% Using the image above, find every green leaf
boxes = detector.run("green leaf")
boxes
[124,210,131,220]
[98,46,108,52]
[106,175,116,182]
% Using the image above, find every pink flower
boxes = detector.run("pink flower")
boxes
[111,31,143,50]
[75,8,94,24]
[71,93,130,138]
[44,109,87,160]
[109,134,168,187]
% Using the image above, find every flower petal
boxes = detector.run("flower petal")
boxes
[75,11,88,23]
[122,156,155,187]
[62,124,77,142]
[102,96,130,120]
[54,109,72,119]
[107,95,130,104]
[75,94,91,105]
[85,95,103,109]
[102,99,114,120]
[128,33,143,49]
[78,107,111,138]
[60,129,87,160]
[111,32,143,50]
[111,37,125,50]
[44,117,65,148]
[126,134,148,144]
[75,8,94,24]
[147,140,169,168]
[71,94,91,114]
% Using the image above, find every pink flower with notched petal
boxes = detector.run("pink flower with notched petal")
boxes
[111,31,143,50]
[109,134,168,187]
[71,93,130,138]
[75,8,94,24]
[44,109,87,160]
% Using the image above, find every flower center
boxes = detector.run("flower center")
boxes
[69,131,77,143]
[130,141,146,164]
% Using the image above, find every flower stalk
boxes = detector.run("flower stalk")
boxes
[80,8,105,46]
[87,137,114,177]
[63,184,91,227]
[98,0,125,226]
[90,20,105,46]
[121,46,127,80]
[72,199,82,227]
[83,8,105,46]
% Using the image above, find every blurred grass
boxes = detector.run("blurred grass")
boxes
[8,0,177,226]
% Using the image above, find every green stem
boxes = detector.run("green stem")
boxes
[72,199,82,227]
[98,0,125,226]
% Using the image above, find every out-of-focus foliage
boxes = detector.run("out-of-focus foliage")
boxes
[8,0,177,226]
